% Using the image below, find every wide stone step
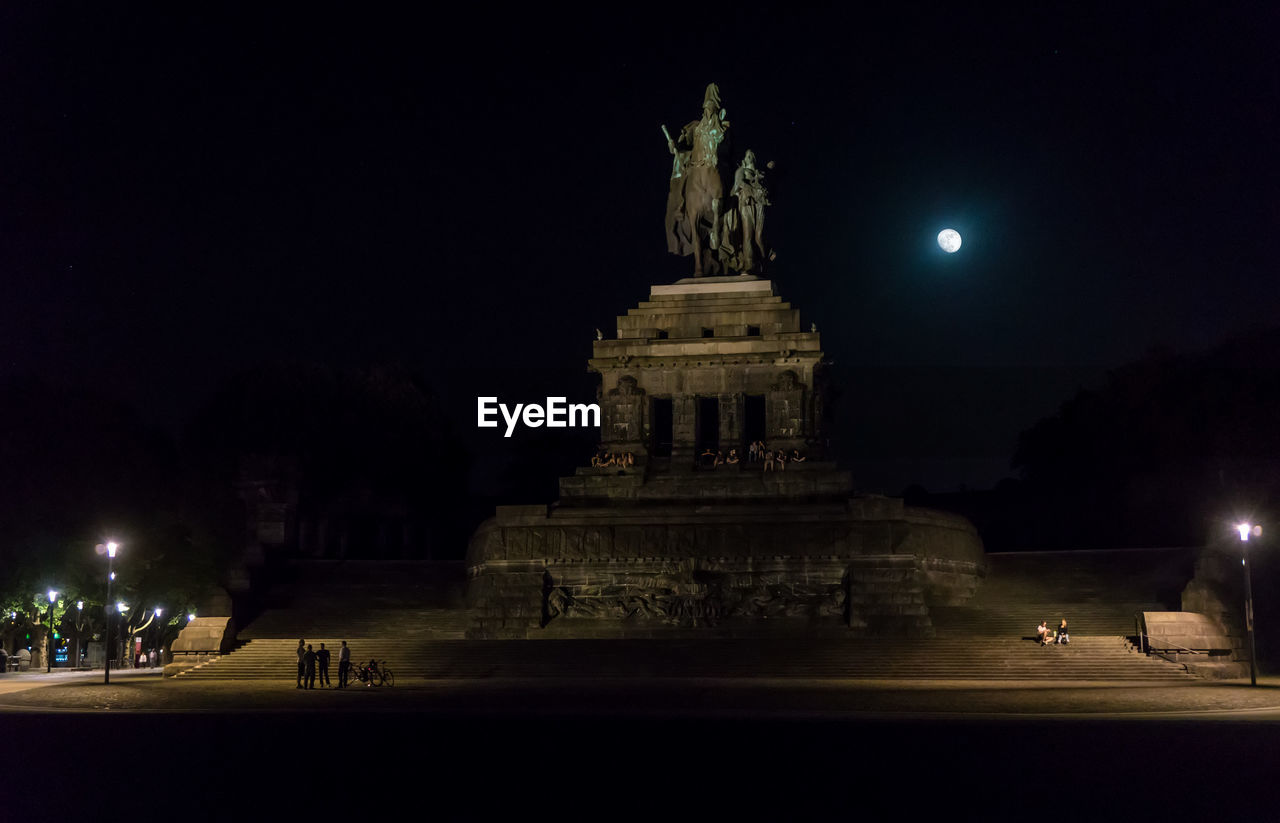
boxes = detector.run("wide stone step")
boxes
[177,637,1193,681]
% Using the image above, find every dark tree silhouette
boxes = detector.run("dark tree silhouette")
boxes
[0,376,214,647]
[1012,330,1280,548]
[185,361,470,561]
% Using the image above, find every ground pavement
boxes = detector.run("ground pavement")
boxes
[4,669,1278,819]
[2,668,1280,718]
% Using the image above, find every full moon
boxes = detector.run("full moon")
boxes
[937,229,962,253]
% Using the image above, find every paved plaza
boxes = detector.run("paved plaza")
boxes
[3,669,1278,819]
[2,667,1279,718]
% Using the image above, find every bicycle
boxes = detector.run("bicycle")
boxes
[353,660,394,687]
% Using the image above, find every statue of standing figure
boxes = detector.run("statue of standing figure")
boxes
[663,83,730,277]
[726,149,774,274]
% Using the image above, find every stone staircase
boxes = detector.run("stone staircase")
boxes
[932,548,1197,641]
[240,608,474,640]
[177,635,1191,681]
[237,559,472,641]
[183,549,1201,682]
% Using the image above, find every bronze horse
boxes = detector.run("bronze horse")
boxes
[665,83,730,277]
[678,163,723,276]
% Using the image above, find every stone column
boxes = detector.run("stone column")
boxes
[671,395,698,470]
[719,394,740,450]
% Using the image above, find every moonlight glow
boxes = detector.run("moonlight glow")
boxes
[937,229,962,253]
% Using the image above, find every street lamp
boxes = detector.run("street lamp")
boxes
[45,590,57,673]
[104,541,118,685]
[75,601,84,669]
[116,602,129,668]
[153,607,163,668]
[1236,523,1262,687]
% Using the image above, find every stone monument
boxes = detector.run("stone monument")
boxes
[466,86,984,638]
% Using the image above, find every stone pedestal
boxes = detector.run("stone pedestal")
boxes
[466,278,986,638]
[467,498,984,638]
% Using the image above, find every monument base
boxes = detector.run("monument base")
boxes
[465,496,985,639]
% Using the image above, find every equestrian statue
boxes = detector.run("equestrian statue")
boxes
[663,83,774,277]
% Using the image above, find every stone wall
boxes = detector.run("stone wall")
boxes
[466,498,985,639]
[1180,546,1251,677]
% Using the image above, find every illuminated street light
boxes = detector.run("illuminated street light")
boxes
[103,540,120,685]
[154,607,164,668]
[45,590,58,673]
[1236,523,1261,686]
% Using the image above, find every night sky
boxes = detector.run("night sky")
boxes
[3,5,1277,496]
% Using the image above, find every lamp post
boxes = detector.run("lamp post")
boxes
[1236,524,1262,686]
[117,602,130,667]
[153,607,163,668]
[45,590,57,673]
[74,601,84,669]
[104,541,118,685]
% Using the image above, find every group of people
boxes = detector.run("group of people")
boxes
[698,442,809,471]
[1036,619,1070,646]
[591,451,636,469]
[701,445,808,471]
[297,639,371,689]
[748,441,807,471]
[699,447,740,467]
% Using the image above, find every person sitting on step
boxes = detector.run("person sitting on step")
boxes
[763,449,775,472]
[1055,619,1069,645]
[726,448,740,465]
[1037,620,1052,645]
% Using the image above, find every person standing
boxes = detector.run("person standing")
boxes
[296,639,306,689]
[317,643,331,687]
[303,644,317,690]
[338,640,351,689]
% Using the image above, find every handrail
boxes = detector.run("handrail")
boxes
[1136,632,1206,655]
[1146,646,1190,672]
